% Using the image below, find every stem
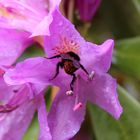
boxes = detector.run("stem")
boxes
[60,0,66,17]
[68,0,74,22]
[83,22,91,37]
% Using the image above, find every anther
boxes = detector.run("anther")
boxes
[73,102,83,111]
[66,90,73,96]
[88,71,95,81]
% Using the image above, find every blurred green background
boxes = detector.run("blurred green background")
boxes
[23,0,140,139]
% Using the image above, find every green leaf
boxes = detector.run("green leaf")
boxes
[113,37,140,80]
[23,116,39,140]
[132,0,140,13]
[88,85,140,140]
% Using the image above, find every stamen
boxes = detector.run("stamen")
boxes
[88,70,95,80]
[66,90,73,96]
[73,102,82,111]
[73,76,83,111]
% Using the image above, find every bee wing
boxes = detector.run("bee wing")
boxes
[73,60,81,69]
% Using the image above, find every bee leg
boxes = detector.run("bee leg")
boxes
[70,74,76,91]
[80,64,89,75]
[50,62,64,80]
[44,54,61,59]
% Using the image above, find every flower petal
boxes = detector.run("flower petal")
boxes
[0,100,35,140]
[44,10,86,57]
[37,94,52,140]
[80,39,114,73]
[0,78,32,113]
[31,0,62,37]
[87,73,123,119]
[0,76,16,103]
[30,14,53,37]
[19,0,49,15]
[44,10,113,74]
[0,0,48,33]
[0,0,61,36]
[4,57,70,87]
[48,87,86,140]
[0,28,31,66]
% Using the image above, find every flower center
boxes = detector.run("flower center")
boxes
[52,36,80,55]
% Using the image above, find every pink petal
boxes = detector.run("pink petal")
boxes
[0,101,35,140]
[0,77,32,113]
[44,10,113,73]
[37,94,52,140]
[87,73,123,119]
[44,10,86,57]
[4,57,70,87]
[80,39,114,73]
[0,76,17,103]
[31,15,53,37]
[0,28,31,66]
[48,86,86,140]
[7,85,30,107]
[76,0,101,22]
[0,0,49,32]
[19,0,49,15]
[49,0,61,12]
[0,0,61,36]
[31,0,61,37]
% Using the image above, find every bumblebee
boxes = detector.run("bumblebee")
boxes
[47,51,88,91]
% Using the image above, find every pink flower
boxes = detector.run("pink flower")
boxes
[0,77,51,140]
[0,68,51,140]
[4,10,123,140]
[0,75,35,140]
[0,28,32,66]
[0,1,65,139]
[0,28,51,140]
[0,0,61,37]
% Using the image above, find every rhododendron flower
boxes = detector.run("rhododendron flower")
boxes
[0,75,35,140]
[0,0,61,36]
[64,0,101,22]
[0,28,52,140]
[0,78,51,140]
[4,10,123,140]
[0,71,51,139]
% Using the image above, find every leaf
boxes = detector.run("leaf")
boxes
[88,85,140,140]
[132,0,140,13]
[113,37,140,80]
[86,0,140,42]
[23,116,39,140]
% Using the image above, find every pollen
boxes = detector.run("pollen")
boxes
[52,36,80,55]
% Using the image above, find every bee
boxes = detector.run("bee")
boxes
[46,51,88,92]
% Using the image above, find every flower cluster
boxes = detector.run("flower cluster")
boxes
[0,0,123,140]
